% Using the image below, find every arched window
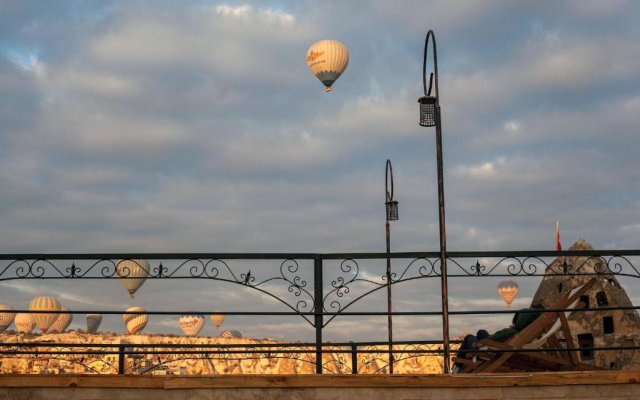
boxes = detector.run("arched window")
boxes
[578,333,594,361]
[603,316,614,334]
[579,295,590,308]
[596,291,609,307]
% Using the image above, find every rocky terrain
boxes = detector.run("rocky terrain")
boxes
[0,331,447,375]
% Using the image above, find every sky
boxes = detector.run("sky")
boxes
[0,0,639,342]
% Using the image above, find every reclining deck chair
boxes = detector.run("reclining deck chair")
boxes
[455,278,598,373]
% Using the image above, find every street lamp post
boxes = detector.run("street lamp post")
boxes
[385,159,398,374]
[418,29,451,373]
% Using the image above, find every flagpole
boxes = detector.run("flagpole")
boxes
[556,220,562,252]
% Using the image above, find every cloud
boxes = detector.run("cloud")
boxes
[0,0,639,341]
[9,51,46,77]
[215,4,296,26]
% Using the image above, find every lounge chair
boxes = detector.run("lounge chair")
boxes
[454,278,598,373]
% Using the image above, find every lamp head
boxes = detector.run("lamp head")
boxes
[386,200,399,221]
[418,96,437,127]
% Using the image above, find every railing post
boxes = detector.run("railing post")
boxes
[118,344,125,375]
[314,255,323,374]
[351,342,358,374]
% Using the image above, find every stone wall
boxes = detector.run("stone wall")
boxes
[531,240,640,370]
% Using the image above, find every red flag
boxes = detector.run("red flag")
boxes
[555,221,562,251]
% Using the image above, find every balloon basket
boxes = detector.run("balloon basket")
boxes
[418,96,437,127]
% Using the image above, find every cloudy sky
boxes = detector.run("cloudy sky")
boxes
[0,1,639,342]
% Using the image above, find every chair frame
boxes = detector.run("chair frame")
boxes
[454,278,598,373]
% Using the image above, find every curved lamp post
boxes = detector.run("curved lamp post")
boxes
[385,159,398,374]
[418,29,451,373]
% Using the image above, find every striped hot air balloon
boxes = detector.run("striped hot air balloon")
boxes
[49,306,73,333]
[29,296,61,333]
[220,329,242,338]
[0,305,15,332]
[116,259,150,299]
[497,280,519,307]
[210,313,225,330]
[306,39,349,92]
[86,314,103,333]
[178,315,205,337]
[15,313,35,334]
[123,306,148,335]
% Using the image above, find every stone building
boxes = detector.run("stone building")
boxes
[531,239,640,370]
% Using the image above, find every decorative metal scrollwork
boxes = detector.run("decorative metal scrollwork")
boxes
[322,259,362,315]
[0,344,118,374]
[0,257,315,325]
[396,257,440,281]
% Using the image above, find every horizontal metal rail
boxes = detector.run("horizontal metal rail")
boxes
[0,249,638,375]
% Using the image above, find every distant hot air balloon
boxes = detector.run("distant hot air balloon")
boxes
[86,314,103,333]
[29,296,61,333]
[0,305,15,332]
[210,313,225,330]
[306,39,349,92]
[220,329,242,339]
[15,313,35,334]
[49,306,73,333]
[179,315,205,337]
[497,280,519,307]
[123,306,148,335]
[116,259,150,299]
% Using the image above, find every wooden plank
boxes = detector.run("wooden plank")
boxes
[546,334,565,360]
[0,371,639,389]
[473,338,578,372]
[451,357,475,366]
[464,279,597,373]
[0,374,164,388]
[560,312,580,366]
[163,371,640,389]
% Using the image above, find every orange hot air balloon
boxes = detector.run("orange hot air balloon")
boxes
[86,313,103,333]
[116,259,150,298]
[306,39,349,92]
[210,313,225,330]
[49,306,73,333]
[179,315,205,337]
[220,329,242,338]
[123,306,148,335]
[29,296,61,333]
[15,313,35,333]
[497,280,519,307]
[0,305,15,332]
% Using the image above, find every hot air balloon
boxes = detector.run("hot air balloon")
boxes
[210,313,225,330]
[49,306,73,333]
[86,314,103,333]
[179,315,205,337]
[220,329,242,338]
[29,296,61,333]
[497,280,519,307]
[123,306,148,335]
[306,39,349,92]
[15,313,35,334]
[116,259,150,299]
[0,305,15,332]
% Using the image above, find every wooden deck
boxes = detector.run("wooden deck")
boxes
[1,370,639,388]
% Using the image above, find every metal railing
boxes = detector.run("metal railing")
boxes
[0,249,638,374]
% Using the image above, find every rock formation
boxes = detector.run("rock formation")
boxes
[531,239,640,369]
[0,331,446,375]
